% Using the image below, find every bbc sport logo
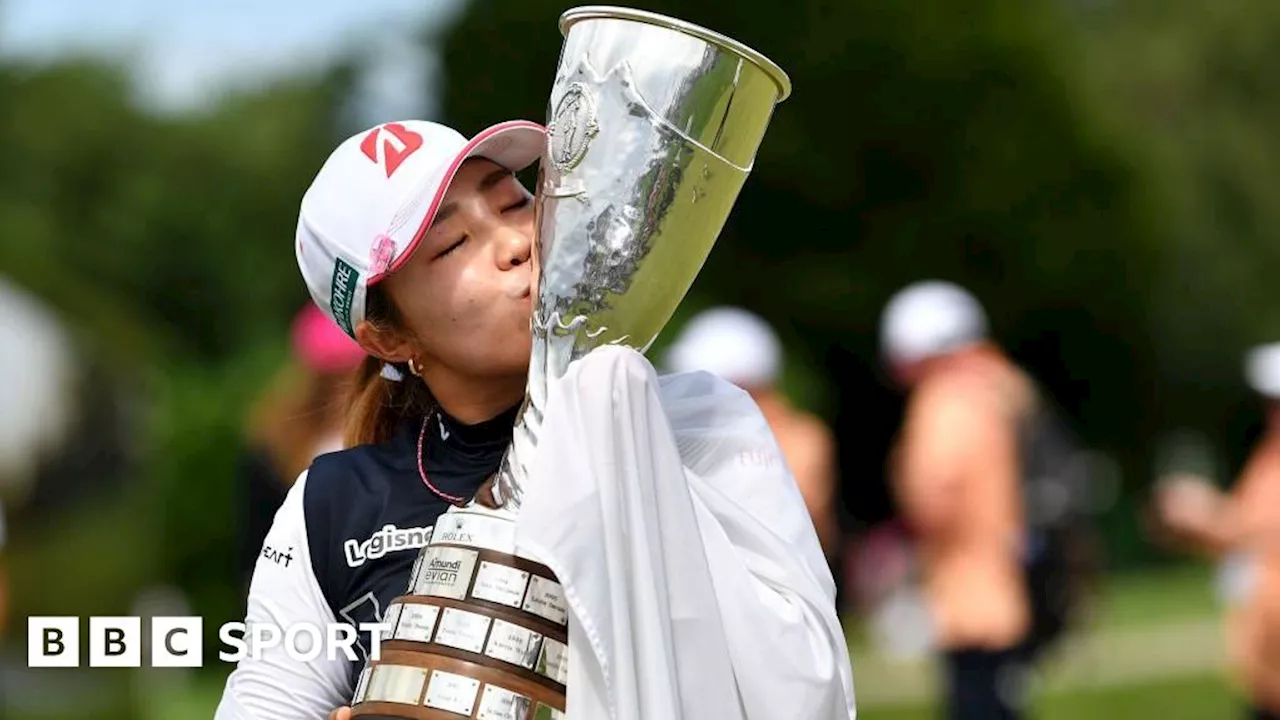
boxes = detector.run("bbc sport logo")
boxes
[28,616,391,668]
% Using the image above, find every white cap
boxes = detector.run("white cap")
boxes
[296,119,545,337]
[880,280,988,365]
[1245,342,1280,398]
[662,307,782,388]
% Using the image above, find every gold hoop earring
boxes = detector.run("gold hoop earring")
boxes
[408,358,424,377]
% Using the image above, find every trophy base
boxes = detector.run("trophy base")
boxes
[353,706,563,720]
[352,703,563,720]
[349,505,567,720]
[352,706,558,720]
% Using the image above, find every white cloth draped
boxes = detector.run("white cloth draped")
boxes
[515,346,857,720]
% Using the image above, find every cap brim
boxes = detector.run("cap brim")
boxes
[368,120,546,285]
[464,121,545,175]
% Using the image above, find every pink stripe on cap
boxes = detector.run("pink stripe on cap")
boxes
[292,303,366,373]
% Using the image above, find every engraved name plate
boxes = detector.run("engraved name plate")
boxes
[434,607,492,654]
[484,618,544,670]
[522,575,568,626]
[353,665,372,705]
[431,510,517,553]
[472,561,531,608]
[477,684,534,720]
[381,603,404,643]
[414,546,478,600]
[423,670,481,715]
[366,664,428,705]
[536,638,569,685]
[393,603,441,643]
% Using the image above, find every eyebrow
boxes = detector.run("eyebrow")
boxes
[480,166,514,190]
[429,168,516,229]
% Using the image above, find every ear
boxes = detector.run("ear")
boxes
[355,319,415,364]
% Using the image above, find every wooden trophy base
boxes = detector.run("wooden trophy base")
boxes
[350,507,567,720]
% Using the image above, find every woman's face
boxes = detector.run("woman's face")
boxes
[379,157,536,383]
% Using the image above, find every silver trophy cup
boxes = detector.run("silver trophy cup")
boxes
[490,5,792,510]
[350,8,791,718]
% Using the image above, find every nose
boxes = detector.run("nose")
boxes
[496,225,532,271]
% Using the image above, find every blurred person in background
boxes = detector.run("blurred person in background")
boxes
[663,306,841,561]
[882,280,1096,720]
[1155,342,1280,720]
[235,303,365,591]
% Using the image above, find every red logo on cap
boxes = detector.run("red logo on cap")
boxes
[359,123,424,178]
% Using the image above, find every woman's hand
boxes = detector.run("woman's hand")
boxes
[328,707,351,720]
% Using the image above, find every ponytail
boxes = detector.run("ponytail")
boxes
[343,285,436,447]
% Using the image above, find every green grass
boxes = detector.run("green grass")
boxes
[845,562,1222,652]
[865,673,1238,720]
[1092,562,1218,630]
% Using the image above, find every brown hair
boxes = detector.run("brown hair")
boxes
[247,365,354,484]
[343,283,437,447]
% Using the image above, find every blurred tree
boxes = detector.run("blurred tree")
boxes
[1071,0,1280,469]
[0,52,362,653]
[0,59,360,363]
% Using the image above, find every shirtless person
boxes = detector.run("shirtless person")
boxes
[1156,342,1280,720]
[664,306,841,561]
[881,281,1038,720]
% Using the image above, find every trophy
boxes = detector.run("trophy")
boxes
[350,6,790,718]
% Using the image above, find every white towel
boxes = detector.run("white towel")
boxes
[516,345,857,719]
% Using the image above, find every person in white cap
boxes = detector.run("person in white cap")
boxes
[215,118,856,720]
[881,280,1092,720]
[1156,342,1280,719]
[663,306,840,560]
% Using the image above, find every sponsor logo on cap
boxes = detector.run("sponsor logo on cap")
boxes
[360,122,425,179]
[331,258,359,336]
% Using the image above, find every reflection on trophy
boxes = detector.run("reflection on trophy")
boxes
[350,6,790,718]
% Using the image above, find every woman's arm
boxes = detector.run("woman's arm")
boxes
[215,471,354,719]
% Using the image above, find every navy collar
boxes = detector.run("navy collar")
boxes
[433,403,519,451]
[385,403,518,503]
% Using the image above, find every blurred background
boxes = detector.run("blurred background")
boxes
[1,0,1279,717]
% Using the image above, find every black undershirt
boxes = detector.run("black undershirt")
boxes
[416,403,518,501]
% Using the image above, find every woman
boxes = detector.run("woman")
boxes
[214,119,855,720]
[235,303,365,591]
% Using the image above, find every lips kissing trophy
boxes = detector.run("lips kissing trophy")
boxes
[349,6,790,719]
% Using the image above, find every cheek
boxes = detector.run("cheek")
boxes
[423,266,511,346]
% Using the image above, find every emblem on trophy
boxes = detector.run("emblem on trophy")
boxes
[548,83,599,173]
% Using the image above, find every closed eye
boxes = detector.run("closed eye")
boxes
[502,196,530,213]
[435,236,467,259]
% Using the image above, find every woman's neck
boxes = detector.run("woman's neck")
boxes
[429,374,526,426]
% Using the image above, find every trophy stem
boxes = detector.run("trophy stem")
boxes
[491,319,556,511]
